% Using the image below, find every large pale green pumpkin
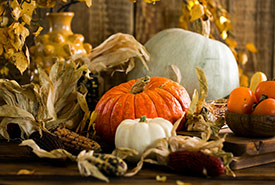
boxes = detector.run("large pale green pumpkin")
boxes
[127,28,239,100]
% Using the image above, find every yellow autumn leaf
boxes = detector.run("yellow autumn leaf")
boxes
[17,169,35,175]
[4,48,15,61]
[238,52,248,66]
[8,22,29,51]
[240,74,249,87]
[0,28,9,45]
[190,4,204,22]
[144,0,160,3]
[176,180,192,185]
[20,0,36,25]
[246,43,258,53]
[0,66,9,76]
[221,30,228,40]
[0,44,3,55]
[0,1,6,14]
[238,65,243,76]
[225,38,237,48]
[156,175,167,182]
[33,26,44,37]
[10,0,21,21]
[0,16,8,27]
[78,0,92,7]
[37,0,56,8]
[14,51,30,74]
[129,0,159,3]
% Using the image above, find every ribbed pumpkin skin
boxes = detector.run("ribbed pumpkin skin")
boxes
[95,77,191,144]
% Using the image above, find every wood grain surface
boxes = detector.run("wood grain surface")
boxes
[1,136,275,184]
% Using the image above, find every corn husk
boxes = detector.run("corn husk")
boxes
[38,62,89,130]
[20,139,124,182]
[122,116,234,177]
[0,80,45,140]
[185,67,225,139]
[84,33,149,74]
[0,61,90,139]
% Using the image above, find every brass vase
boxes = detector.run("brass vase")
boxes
[30,12,92,74]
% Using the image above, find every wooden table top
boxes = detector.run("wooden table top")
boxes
[1,161,275,185]
[0,139,275,185]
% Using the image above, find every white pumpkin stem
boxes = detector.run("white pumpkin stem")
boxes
[139,116,146,122]
[130,76,150,94]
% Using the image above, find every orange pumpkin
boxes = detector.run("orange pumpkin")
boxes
[95,76,191,144]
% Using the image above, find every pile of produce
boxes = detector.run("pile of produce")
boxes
[227,75,275,115]
[0,1,248,182]
[225,72,275,138]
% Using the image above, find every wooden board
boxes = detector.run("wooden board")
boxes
[178,128,275,170]
[230,152,275,170]
[1,138,275,184]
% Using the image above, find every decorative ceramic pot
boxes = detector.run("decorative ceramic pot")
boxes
[30,12,92,73]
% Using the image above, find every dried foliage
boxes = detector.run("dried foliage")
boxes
[0,0,91,78]
[20,139,128,182]
[185,67,225,139]
[179,0,258,87]
[0,62,90,140]
[84,33,149,74]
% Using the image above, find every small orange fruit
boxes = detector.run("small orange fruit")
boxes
[227,87,257,114]
[252,98,275,115]
[255,81,275,101]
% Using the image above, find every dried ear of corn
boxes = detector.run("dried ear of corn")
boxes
[29,130,64,152]
[168,150,225,177]
[91,153,127,176]
[20,140,127,182]
[51,126,101,154]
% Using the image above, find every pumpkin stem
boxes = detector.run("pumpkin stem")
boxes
[139,116,147,122]
[130,76,150,94]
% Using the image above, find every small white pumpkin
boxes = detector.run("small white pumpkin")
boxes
[115,116,173,162]
[127,28,240,100]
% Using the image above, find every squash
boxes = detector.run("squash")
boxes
[127,28,239,100]
[95,76,191,144]
[115,116,173,162]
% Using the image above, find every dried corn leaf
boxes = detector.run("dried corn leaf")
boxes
[0,80,46,140]
[195,67,208,112]
[170,64,182,84]
[38,62,88,130]
[187,89,199,116]
[85,33,149,74]
[185,67,225,138]
[20,140,110,182]
[20,139,75,160]
[124,120,232,177]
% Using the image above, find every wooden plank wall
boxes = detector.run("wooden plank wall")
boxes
[40,0,274,80]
